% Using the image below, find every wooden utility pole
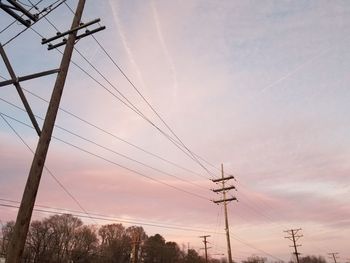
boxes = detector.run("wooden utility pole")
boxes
[200,235,211,263]
[328,253,339,263]
[284,228,303,263]
[5,0,86,262]
[222,165,233,263]
[130,232,141,263]
[212,164,236,263]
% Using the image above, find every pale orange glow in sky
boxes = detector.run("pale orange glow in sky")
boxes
[0,0,349,261]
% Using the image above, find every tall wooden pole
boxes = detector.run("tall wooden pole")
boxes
[222,164,233,263]
[5,0,86,262]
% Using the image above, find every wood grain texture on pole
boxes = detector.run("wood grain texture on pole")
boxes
[5,0,86,262]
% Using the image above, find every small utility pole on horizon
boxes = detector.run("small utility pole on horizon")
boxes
[212,164,237,263]
[284,228,303,263]
[130,232,141,263]
[200,235,211,263]
[328,253,339,263]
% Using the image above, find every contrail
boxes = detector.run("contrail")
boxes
[260,46,331,93]
[108,0,147,91]
[151,0,179,97]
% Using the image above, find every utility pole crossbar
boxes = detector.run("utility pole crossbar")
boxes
[212,175,234,182]
[212,186,236,192]
[0,68,60,87]
[213,197,237,204]
[41,18,105,50]
[41,18,101,44]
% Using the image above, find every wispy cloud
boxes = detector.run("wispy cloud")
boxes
[151,1,179,98]
[108,0,147,91]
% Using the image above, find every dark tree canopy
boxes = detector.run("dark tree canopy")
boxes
[0,215,281,263]
[300,255,327,263]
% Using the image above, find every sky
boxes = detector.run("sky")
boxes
[0,0,350,262]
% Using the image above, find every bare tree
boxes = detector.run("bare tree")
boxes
[300,255,327,263]
[71,225,98,263]
[98,223,131,263]
[243,256,267,263]
[0,221,14,258]
[46,214,83,262]
[25,219,54,262]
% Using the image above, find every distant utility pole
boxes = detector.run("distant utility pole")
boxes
[284,228,303,263]
[212,164,237,263]
[200,235,211,263]
[130,232,141,263]
[328,253,339,263]
[3,0,104,262]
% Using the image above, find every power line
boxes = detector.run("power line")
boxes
[1,94,295,236]
[0,111,97,225]
[64,1,216,178]
[91,34,215,177]
[0,111,210,201]
[232,235,284,262]
[222,174,290,230]
[2,40,300,256]
[19,88,205,179]
[37,10,209,177]
[27,0,61,32]
[0,198,222,234]
[0,0,44,34]
[212,165,237,263]
[1,0,67,47]
[0,103,312,250]
[29,23,210,179]
[236,197,287,230]
[0,202,221,234]
[4,3,105,259]
[0,200,285,261]
[73,47,211,170]
[0,99,209,191]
